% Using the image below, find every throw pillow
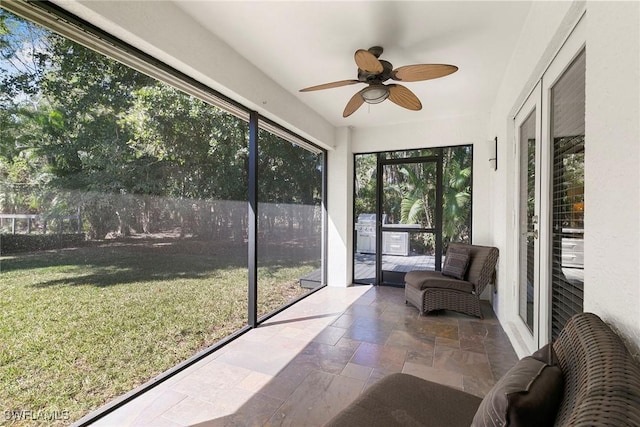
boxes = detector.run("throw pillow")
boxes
[442,245,471,280]
[471,356,564,427]
[531,342,559,366]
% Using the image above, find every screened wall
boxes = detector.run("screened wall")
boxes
[353,146,472,285]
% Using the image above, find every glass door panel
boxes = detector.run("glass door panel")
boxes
[518,109,537,332]
[549,50,586,339]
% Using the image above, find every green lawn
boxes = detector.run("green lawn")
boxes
[0,237,318,424]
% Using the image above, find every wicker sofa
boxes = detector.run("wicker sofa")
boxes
[404,243,499,318]
[326,312,640,426]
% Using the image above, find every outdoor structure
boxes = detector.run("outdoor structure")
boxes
[1,0,639,424]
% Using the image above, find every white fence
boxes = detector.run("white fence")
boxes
[0,209,82,235]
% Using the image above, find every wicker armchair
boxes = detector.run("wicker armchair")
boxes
[404,243,498,318]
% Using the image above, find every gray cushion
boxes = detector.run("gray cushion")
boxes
[471,357,563,427]
[442,245,471,279]
[404,270,474,293]
[326,373,482,427]
[455,243,496,286]
[531,342,558,366]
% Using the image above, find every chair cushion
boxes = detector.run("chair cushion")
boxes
[463,244,498,286]
[326,373,482,427]
[471,356,563,427]
[404,270,474,293]
[442,245,471,279]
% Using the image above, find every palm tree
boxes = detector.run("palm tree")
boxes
[442,148,471,247]
[394,148,471,246]
[396,163,436,227]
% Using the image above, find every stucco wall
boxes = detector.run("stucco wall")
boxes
[583,1,640,358]
[327,128,354,287]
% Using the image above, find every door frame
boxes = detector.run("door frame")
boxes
[376,155,441,285]
[540,18,586,344]
[351,146,474,286]
[513,82,543,353]
[509,14,586,353]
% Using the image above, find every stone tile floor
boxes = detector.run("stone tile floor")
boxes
[92,285,519,426]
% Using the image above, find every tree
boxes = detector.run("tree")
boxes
[2,9,323,243]
[0,10,253,239]
[0,10,55,215]
[354,153,377,217]
[258,130,323,239]
[396,163,437,227]
[442,146,472,247]
[353,147,472,254]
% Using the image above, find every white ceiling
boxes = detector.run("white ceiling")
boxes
[174,1,532,129]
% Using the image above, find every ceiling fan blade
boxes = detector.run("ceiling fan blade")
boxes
[343,88,367,117]
[299,80,361,92]
[392,64,458,82]
[354,49,383,74]
[388,84,422,111]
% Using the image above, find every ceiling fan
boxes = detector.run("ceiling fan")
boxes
[299,46,458,118]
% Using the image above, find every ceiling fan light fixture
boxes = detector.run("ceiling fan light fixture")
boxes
[361,85,389,104]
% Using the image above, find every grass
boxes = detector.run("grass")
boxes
[0,236,319,424]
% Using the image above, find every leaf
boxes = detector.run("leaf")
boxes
[48,109,64,129]
[401,197,424,225]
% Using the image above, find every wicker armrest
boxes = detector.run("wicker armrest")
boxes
[553,313,640,426]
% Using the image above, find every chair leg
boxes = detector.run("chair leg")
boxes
[475,295,484,319]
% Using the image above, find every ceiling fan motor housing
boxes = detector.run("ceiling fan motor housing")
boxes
[358,59,393,84]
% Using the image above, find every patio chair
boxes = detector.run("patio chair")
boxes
[404,243,498,318]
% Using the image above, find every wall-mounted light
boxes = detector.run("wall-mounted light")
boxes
[489,136,498,171]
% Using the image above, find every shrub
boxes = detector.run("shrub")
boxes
[0,233,86,255]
